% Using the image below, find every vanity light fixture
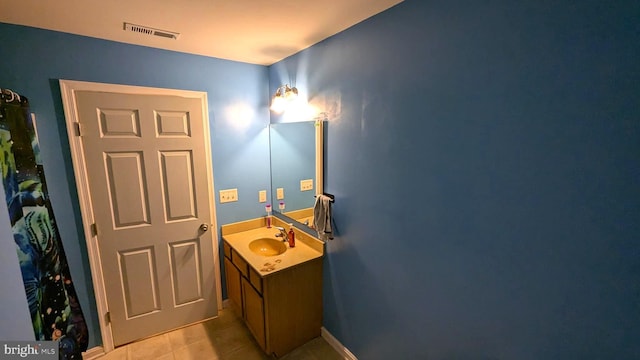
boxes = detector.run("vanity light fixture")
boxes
[270,84,298,113]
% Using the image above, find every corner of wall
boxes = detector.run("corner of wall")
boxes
[321,327,358,360]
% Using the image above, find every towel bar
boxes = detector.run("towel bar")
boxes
[314,193,335,203]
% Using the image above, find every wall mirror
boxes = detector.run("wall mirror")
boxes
[269,120,323,231]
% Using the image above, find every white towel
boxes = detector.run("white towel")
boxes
[313,194,333,241]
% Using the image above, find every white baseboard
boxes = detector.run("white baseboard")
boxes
[82,346,105,359]
[321,327,357,360]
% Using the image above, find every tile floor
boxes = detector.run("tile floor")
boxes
[98,308,343,360]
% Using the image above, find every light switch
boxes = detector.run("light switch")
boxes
[300,179,313,191]
[219,188,238,203]
[259,190,267,203]
[276,187,284,200]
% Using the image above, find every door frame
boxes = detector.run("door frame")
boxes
[59,80,222,353]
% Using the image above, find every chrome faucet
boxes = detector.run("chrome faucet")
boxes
[274,226,289,243]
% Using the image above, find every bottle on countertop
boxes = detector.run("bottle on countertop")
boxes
[288,224,295,248]
[265,204,272,228]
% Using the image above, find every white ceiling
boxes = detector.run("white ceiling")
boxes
[0,0,403,65]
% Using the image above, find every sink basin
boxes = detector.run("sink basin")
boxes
[248,238,287,257]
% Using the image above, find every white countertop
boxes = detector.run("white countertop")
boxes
[223,226,323,277]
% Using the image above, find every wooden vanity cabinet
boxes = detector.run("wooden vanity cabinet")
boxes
[223,257,242,315]
[223,242,243,315]
[223,240,322,358]
[242,276,266,349]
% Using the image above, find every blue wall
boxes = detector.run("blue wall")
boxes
[0,23,271,348]
[270,1,640,359]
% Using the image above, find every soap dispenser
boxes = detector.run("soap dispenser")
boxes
[265,204,272,228]
[287,224,295,248]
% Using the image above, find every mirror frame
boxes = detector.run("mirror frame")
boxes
[315,119,323,199]
[270,119,323,232]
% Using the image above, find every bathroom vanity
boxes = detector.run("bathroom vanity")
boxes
[221,218,323,357]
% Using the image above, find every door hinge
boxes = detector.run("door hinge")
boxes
[105,311,111,324]
[74,122,82,136]
[90,223,98,236]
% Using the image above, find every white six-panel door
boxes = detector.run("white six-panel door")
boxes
[75,91,217,346]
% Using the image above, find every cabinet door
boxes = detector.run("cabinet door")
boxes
[224,257,242,316]
[242,277,266,350]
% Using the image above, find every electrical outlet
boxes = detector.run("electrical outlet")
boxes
[219,188,238,203]
[259,190,267,203]
[300,179,313,191]
[276,187,284,200]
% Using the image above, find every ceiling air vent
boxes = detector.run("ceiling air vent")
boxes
[123,22,180,40]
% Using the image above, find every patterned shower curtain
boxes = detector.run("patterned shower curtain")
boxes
[0,88,88,359]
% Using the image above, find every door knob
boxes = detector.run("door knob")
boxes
[200,223,209,232]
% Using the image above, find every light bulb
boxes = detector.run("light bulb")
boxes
[270,96,286,113]
[284,86,298,100]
